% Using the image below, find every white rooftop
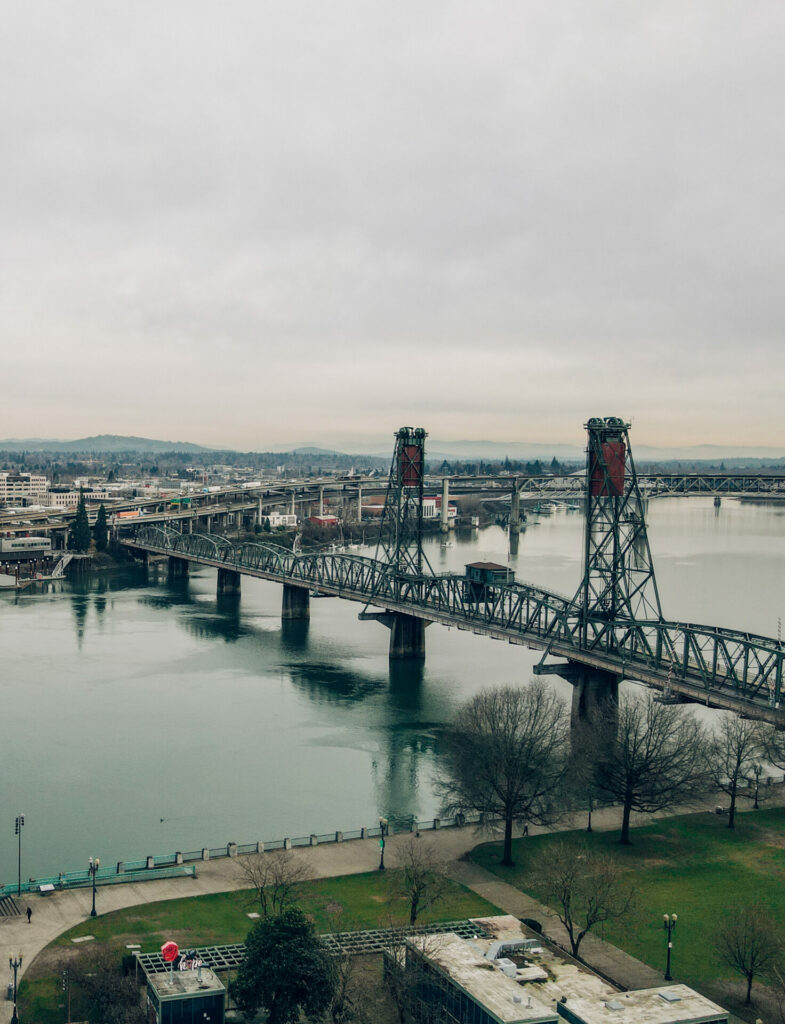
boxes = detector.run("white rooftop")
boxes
[408,918,728,1024]
[559,984,728,1024]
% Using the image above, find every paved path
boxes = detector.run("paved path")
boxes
[3,792,775,1022]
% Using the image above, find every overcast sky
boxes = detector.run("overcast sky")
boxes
[2,2,783,450]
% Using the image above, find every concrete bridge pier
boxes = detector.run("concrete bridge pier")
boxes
[389,614,426,659]
[535,660,619,740]
[356,484,363,523]
[217,568,241,596]
[319,487,324,517]
[282,583,310,620]
[440,478,450,534]
[360,610,427,659]
[168,556,189,578]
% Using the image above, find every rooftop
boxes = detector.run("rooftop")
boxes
[146,965,224,999]
[410,918,728,1024]
[559,984,728,1024]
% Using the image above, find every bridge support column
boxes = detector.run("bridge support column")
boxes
[319,487,324,517]
[359,610,429,659]
[282,583,310,620]
[534,660,619,739]
[389,613,426,660]
[440,478,450,534]
[356,484,363,523]
[168,556,189,578]
[217,568,241,596]
[510,487,521,535]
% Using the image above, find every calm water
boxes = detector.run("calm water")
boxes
[3,497,785,878]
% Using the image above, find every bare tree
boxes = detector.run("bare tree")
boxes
[530,840,635,959]
[235,849,309,919]
[763,724,785,773]
[715,900,782,1005]
[388,835,449,925]
[440,681,570,866]
[708,714,766,827]
[593,692,709,844]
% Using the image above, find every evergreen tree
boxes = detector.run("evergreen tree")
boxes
[231,908,336,1023]
[93,504,109,552]
[68,490,92,552]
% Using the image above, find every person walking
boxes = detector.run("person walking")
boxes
[26,906,32,923]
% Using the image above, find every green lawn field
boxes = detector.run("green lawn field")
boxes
[472,806,785,991]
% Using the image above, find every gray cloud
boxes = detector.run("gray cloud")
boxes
[1,2,783,449]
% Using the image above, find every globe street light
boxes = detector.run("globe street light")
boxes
[9,952,22,1024]
[88,856,100,918]
[663,913,677,981]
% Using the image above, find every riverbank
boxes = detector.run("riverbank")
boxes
[12,788,781,1024]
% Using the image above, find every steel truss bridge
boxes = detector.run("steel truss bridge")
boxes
[444,473,785,500]
[125,521,785,726]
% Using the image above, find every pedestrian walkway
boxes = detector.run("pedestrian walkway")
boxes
[1,792,773,1023]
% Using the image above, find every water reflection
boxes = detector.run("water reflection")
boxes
[287,661,386,704]
[280,618,309,652]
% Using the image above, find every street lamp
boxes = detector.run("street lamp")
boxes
[9,952,22,1024]
[14,815,24,897]
[663,913,677,981]
[753,764,762,809]
[378,818,387,871]
[88,856,100,918]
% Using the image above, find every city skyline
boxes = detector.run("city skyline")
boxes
[2,2,783,448]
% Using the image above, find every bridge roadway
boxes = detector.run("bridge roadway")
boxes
[125,526,785,728]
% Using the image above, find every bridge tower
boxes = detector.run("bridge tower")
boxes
[578,416,663,633]
[367,427,433,659]
[376,427,432,577]
[544,417,665,733]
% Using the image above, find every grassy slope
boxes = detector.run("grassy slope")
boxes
[471,806,785,989]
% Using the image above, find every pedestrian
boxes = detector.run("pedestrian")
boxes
[26,906,32,924]
[522,823,529,837]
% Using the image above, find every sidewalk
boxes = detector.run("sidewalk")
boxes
[2,793,772,1022]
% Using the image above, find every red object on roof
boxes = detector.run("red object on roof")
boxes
[161,941,179,963]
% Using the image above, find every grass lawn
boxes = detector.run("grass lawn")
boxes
[20,871,500,1023]
[472,806,785,993]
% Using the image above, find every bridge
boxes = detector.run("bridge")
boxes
[123,420,785,729]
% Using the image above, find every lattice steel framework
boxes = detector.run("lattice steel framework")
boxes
[375,426,432,576]
[577,417,663,636]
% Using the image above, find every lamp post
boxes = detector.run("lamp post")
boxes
[753,764,762,809]
[663,913,677,981]
[378,818,387,871]
[9,952,22,1024]
[14,815,24,897]
[88,856,100,918]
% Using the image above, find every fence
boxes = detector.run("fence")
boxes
[1,813,483,899]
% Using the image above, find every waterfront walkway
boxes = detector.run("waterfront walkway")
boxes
[2,794,771,1023]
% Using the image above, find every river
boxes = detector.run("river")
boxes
[3,497,785,878]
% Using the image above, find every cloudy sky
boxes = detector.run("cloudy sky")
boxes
[2,2,783,450]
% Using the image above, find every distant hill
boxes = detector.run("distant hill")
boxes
[0,434,212,454]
